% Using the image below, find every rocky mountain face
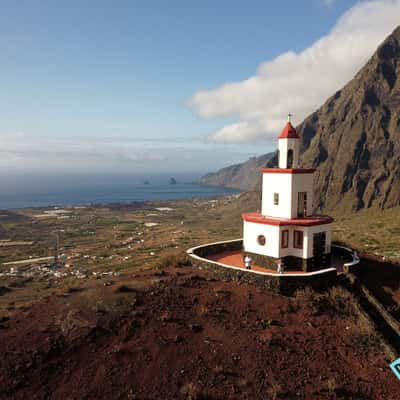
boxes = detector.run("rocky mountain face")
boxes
[298,26,400,212]
[198,153,274,190]
[214,26,400,213]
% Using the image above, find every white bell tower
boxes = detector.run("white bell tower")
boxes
[241,116,333,272]
[278,113,300,169]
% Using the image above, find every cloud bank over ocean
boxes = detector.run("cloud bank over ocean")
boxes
[189,0,400,143]
[0,133,255,175]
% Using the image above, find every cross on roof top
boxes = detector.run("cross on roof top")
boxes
[287,113,293,123]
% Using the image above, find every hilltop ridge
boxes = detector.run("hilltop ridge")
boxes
[198,153,274,190]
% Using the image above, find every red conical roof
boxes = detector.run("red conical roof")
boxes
[278,121,300,139]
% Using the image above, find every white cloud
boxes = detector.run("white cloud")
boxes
[0,132,259,174]
[189,0,400,143]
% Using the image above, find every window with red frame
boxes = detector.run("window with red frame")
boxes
[294,230,303,249]
[281,230,289,248]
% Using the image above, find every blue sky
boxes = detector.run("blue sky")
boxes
[0,0,398,176]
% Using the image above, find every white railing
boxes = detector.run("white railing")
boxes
[187,239,337,278]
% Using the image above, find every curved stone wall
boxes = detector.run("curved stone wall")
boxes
[331,244,360,273]
[187,239,339,295]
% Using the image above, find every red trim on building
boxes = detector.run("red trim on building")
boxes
[278,122,300,139]
[261,168,316,174]
[242,212,334,227]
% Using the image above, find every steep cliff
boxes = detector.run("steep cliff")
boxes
[296,25,400,212]
[246,26,400,213]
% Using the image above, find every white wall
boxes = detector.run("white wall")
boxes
[243,221,281,258]
[243,221,332,260]
[261,173,292,218]
[291,174,314,217]
[244,222,308,259]
[278,138,300,168]
[261,172,314,219]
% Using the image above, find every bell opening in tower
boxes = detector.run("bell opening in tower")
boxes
[297,192,307,218]
[287,149,293,168]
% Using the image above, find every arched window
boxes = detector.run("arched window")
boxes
[287,149,293,168]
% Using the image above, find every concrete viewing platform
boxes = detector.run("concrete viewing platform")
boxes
[208,248,358,275]
[187,239,360,286]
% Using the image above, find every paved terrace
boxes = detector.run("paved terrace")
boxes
[208,250,303,274]
[208,249,346,275]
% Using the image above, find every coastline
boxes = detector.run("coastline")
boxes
[0,183,241,211]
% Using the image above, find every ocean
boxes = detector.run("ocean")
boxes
[0,174,240,209]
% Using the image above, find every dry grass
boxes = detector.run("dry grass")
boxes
[294,284,383,352]
[1,197,399,314]
[156,252,192,269]
[332,205,400,261]
[294,285,356,318]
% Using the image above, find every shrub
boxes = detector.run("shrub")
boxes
[325,286,358,318]
[157,252,192,269]
[294,285,358,318]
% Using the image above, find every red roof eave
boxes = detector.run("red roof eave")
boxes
[261,168,316,174]
[242,212,334,227]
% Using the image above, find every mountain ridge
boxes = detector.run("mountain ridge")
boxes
[198,152,274,190]
[297,25,400,212]
[204,26,400,213]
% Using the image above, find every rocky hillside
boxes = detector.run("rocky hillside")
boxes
[297,25,400,212]
[1,259,400,399]
[238,26,400,213]
[199,153,273,190]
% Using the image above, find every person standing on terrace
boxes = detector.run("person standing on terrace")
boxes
[244,255,252,270]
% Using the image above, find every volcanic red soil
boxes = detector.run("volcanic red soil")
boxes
[356,254,400,322]
[1,262,399,400]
